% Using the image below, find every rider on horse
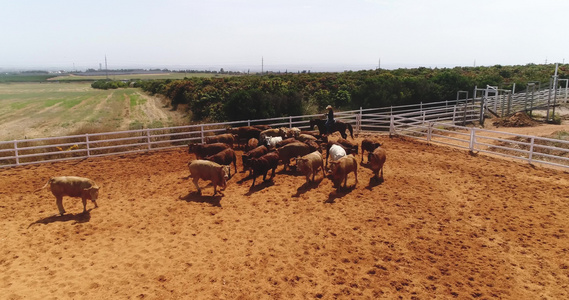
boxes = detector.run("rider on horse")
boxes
[325,105,334,134]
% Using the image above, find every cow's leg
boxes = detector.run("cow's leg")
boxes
[81,197,87,213]
[55,195,65,216]
[192,178,201,194]
[213,184,218,195]
[92,200,98,208]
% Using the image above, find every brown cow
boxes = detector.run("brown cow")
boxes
[205,133,236,147]
[259,128,281,141]
[242,145,269,174]
[329,155,358,189]
[296,133,317,143]
[188,160,229,196]
[227,126,262,148]
[336,138,359,154]
[250,152,280,187]
[204,148,237,178]
[296,151,325,183]
[361,138,381,163]
[252,124,272,131]
[246,138,259,152]
[275,137,298,148]
[188,143,230,159]
[35,176,100,216]
[369,147,387,181]
[276,142,312,171]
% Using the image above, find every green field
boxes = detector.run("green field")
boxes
[0,82,185,141]
[49,72,235,82]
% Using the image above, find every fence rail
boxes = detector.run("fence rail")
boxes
[0,99,478,168]
[3,94,566,169]
[390,115,569,169]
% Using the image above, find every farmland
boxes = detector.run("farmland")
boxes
[0,82,185,141]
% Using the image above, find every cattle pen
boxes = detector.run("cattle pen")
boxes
[1,95,569,170]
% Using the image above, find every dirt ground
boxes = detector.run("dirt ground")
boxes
[1,133,569,299]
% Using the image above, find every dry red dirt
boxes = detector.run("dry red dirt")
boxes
[1,134,569,299]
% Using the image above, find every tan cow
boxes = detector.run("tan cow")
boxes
[296,151,325,183]
[36,176,100,216]
[369,147,387,181]
[188,160,229,196]
[329,155,358,189]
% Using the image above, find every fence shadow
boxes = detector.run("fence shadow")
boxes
[179,192,222,207]
[28,209,92,228]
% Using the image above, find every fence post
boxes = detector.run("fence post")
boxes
[86,134,91,157]
[200,125,205,144]
[14,141,19,166]
[452,106,457,124]
[358,107,363,132]
[427,122,432,142]
[469,128,476,152]
[389,115,396,136]
[146,129,151,150]
[528,137,535,164]
[289,116,292,128]
[248,120,251,126]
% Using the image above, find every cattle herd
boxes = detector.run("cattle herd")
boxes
[187,124,387,196]
[36,124,386,215]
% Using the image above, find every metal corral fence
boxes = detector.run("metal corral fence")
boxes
[390,114,569,169]
[0,99,478,168]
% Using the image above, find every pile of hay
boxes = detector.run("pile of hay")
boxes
[492,112,538,127]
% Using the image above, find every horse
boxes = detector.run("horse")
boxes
[309,119,354,139]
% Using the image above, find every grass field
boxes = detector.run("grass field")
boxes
[49,72,235,82]
[0,82,186,141]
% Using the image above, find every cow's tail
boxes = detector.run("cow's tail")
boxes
[347,123,354,139]
[34,178,52,193]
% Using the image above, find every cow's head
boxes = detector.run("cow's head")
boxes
[219,166,229,190]
[295,157,309,173]
[85,186,100,202]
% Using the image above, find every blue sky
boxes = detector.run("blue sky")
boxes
[1,0,568,72]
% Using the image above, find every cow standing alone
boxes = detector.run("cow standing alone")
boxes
[188,160,229,196]
[35,176,100,216]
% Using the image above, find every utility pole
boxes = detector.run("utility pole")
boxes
[261,56,264,75]
[105,55,109,80]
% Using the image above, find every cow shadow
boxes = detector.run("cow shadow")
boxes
[179,192,222,207]
[245,180,275,195]
[365,176,384,190]
[28,209,92,228]
[292,178,323,197]
[325,186,356,204]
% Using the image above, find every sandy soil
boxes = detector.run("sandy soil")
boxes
[1,134,569,299]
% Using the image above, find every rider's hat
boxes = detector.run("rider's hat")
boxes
[326,105,333,110]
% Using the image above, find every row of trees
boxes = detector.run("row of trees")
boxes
[133,64,567,122]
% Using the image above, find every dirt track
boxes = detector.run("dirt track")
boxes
[1,134,569,299]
